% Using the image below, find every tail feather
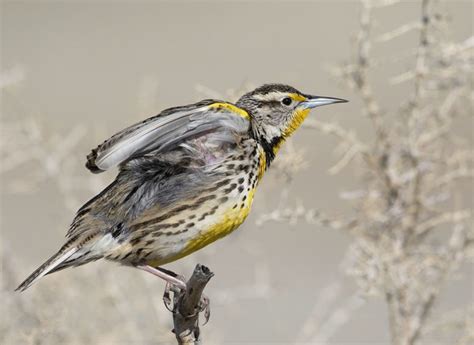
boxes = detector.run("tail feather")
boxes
[16,247,78,292]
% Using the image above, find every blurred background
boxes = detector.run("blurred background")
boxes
[1,1,472,344]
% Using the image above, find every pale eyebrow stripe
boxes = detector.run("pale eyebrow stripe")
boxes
[253,92,306,102]
[252,92,286,102]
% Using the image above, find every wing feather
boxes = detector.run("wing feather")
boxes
[86,100,250,173]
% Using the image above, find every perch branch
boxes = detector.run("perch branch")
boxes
[172,264,214,345]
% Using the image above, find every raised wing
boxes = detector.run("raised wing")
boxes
[86,100,251,173]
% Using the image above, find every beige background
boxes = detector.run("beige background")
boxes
[1,1,472,344]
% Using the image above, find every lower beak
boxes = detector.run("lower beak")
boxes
[299,95,348,109]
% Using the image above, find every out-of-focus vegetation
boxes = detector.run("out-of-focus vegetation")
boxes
[260,1,473,344]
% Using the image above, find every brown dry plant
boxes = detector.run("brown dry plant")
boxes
[259,1,473,344]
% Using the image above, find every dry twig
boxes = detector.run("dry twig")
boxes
[171,264,214,345]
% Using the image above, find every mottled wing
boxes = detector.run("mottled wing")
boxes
[86,100,250,173]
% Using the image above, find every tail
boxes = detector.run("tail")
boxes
[16,246,78,292]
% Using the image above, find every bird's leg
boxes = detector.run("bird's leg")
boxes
[137,265,187,311]
[137,265,187,289]
[137,265,211,319]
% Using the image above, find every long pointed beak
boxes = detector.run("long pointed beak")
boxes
[299,95,348,109]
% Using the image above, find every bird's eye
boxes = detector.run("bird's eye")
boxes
[281,97,292,106]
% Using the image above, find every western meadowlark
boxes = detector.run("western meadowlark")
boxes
[17,84,347,292]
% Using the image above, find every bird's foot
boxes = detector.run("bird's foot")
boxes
[139,264,211,323]
[163,274,186,312]
[163,282,210,324]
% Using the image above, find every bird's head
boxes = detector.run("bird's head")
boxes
[236,83,347,163]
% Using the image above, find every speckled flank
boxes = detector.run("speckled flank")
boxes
[105,139,266,267]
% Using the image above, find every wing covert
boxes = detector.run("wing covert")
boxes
[86,100,250,173]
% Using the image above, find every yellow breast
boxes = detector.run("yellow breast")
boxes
[179,188,256,258]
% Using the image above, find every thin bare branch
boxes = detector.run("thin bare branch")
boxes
[172,264,214,345]
[376,22,421,43]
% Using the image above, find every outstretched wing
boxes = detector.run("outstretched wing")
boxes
[86,100,251,173]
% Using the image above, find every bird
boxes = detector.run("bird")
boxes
[16,84,347,292]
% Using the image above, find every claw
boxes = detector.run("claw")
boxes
[199,294,211,325]
[163,278,186,312]
[163,282,174,312]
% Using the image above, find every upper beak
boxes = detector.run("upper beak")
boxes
[299,95,348,109]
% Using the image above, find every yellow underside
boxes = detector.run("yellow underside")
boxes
[148,188,257,266]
